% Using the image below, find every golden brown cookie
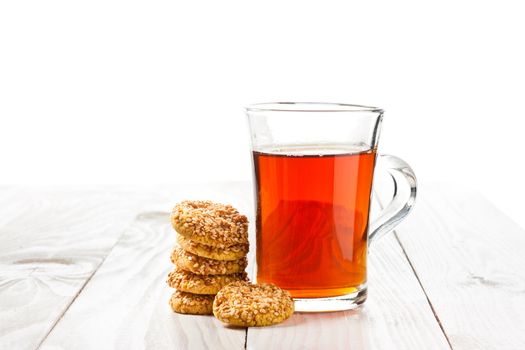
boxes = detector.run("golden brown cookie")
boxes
[176,234,249,261]
[213,282,294,327]
[171,200,248,248]
[167,268,249,295]
[171,248,248,275]
[169,290,214,315]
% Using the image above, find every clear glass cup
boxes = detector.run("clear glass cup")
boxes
[246,102,417,312]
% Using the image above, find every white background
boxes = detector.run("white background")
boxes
[1,1,524,227]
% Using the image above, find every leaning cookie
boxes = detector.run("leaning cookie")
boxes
[213,282,294,327]
[171,200,248,248]
[169,290,214,315]
[177,234,249,261]
[167,268,249,295]
[171,248,248,275]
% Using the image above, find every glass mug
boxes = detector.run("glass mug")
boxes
[246,102,417,312]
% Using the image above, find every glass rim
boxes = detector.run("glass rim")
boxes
[245,102,383,113]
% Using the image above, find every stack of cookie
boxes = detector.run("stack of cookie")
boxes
[167,200,249,315]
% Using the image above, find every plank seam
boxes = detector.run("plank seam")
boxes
[34,225,132,350]
[374,191,452,349]
[393,231,454,350]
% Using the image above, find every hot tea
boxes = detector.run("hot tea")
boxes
[254,145,376,298]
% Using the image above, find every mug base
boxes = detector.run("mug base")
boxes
[293,284,367,312]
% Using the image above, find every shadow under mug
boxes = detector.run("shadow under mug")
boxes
[247,102,417,312]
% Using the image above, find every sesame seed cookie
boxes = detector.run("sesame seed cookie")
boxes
[176,234,249,261]
[213,282,294,327]
[171,248,248,275]
[171,200,248,248]
[167,268,248,295]
[169,290,214,315]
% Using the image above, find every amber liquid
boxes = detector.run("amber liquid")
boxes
[254,145,376,298]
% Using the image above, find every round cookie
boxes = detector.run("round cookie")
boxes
[171,200,248,248]
[213,282,294,327]
[167,268,249,295]
[169,290,214,315]
[177,234,249,261]
[171,248,248,275]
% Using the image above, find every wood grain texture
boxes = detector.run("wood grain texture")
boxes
[392,184,525,349]
[39,210,246,350]
[246,197,451,350]
[37,184,253,350]
[0,187,148,350]
[5,183,518,350]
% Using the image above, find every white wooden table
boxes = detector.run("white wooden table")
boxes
[1,183,524,350]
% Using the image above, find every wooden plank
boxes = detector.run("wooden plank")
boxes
[392,184,525,349]
[38,210,245,350]
[0,187,147,350]
[38,184,252,350]
[246,197,450,350]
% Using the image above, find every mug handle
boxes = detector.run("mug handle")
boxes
[369,154,417,245]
